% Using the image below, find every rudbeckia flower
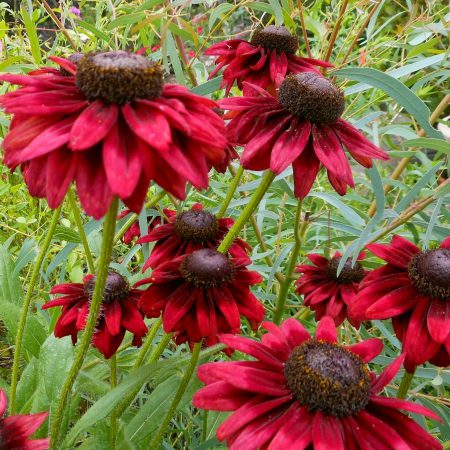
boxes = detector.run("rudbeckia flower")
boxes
[193,317,442,450]
[0,51,228,218]
[349,235,450,372]
[205,25,332,95]
[221,73,389,198]
[43,271,147,359]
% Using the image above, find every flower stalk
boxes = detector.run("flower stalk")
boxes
[217,171,275,253]
[149,341,202,450]
[217,165,244,219]
[397,370,415,399]
[110,355,118,450]
[50,198,119,449]
[67,188,95,273]
[273,199,309,324]
[9,204,62,414]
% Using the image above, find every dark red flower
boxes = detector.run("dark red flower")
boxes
[205,25,332,95]
[42,271,148,359]
[137,248,265,347]
[0,51,228,219]
[0,390,49,449]
[193,316,442,450]
[295,252,367,326]
[138,203,251,270]
[117,207,176,244]
[221,73,389,198]
[349,235,450,373]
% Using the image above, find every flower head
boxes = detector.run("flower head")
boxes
[42,271,148,359]
[349,235,450,372]
[117,207,176,244]
[221,73,389,198]
[0,51,228,218]
[0,390,49,449]
[295,252,367,325]
[193,316,442,450]
[138,203,251,270]
[205,25,332,95]
[137,248,265,347]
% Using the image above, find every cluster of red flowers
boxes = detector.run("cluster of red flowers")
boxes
[0,19,446,450]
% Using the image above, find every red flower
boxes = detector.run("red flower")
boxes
[295,252,367,325]
[0,51,228,219]
[221,73,389,198]
[42,271,148,359]
[205,25,332,95]
[0,390,49,449]
[193,317,442,450]
[349,235,450,373]
[117,207,176,244]
[137,248,265,347]
[138,203,251,270]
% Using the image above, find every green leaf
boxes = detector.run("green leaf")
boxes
[191,77,223,95]
[75,19,110,43]
[335,67,443,139]
[209,3,234,30]
[246,2,275,14]
[0,245,23,305]
[20,7,41,65]
[53,226,82,244]
[31,336,75,437]
[106,12,146,30]
[268,0,283,24]
[404,137,450,155]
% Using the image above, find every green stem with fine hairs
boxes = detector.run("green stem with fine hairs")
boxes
[273,199,309,324]
[9,205,62,414]
[217,171,275,253]
[397,370,415,399]
[67,188,95,273]
[217,165,244,219]
[149,341,202,450]
[50,198,119,449]
[110,355,118,450]
[133,318,162,369]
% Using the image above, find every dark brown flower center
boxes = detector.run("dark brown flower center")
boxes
[179,248,235,288]
[174,210,219,243]
[251,25,298,54]
[278,73,345,124]
[84,271,130,303]
[284,340,371,418]
[326,256,365,284]
[76,51,163,104]
[407,249,450,300]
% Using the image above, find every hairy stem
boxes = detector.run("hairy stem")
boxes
[50,198,119,449]
[217,165,244,219]
[398,370,415,399]
[133,318,162,369]
[273,200,308,324]
[149,341,202,450]
[9,205,62,414]
[217,171,275,253]
[67,189,94,273]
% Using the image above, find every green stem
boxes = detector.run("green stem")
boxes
[9,205,62,414]
[110,355,118,450]
[67,189,95,273]
[149,341,202,450]
[217,171,275,253]
[147,332,172,364]
[397,370,415,399]
[50,198,119,450]
[273,199,307,325]
[133,318,162,369]
[217,166,244,219]
[114,191,166,244]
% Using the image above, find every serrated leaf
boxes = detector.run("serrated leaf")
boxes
[335,67,443,139]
